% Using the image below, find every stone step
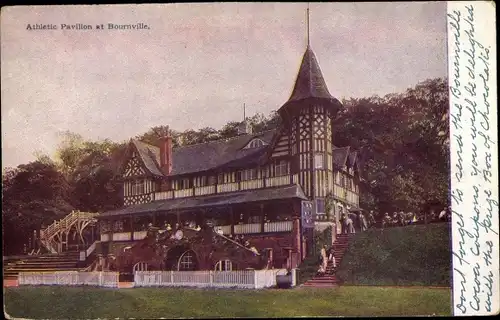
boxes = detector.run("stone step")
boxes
[302,284,338,288]
[5,263,77,270]
[310,278,337,282]
[6,267,82,273]
[8,260,79,264]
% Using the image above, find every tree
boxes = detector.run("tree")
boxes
[2,161,74,255]
[334,78,449,214]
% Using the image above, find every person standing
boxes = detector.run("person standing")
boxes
[346,214,355,233]
[328,246,337,268]
[359,212,368,231]
[368,211,376,228]
[340,213,346,234]
[438,207,447,221]
[382,213,391,229]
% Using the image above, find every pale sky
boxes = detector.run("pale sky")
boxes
[1,3,447,169]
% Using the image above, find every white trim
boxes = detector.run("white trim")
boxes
[244,138,267,149]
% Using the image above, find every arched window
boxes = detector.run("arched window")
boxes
[244,138,266,149]
[133,262,148,272]
[215,260,233,271]
[178,250,197,271]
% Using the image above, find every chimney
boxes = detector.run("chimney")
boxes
[159,136,173,175]
[237,120,253,135]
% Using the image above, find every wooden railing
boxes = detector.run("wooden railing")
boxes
[333,184,359,206]
[264,221,293,233]
[240,179,264,190]
[195,185,216,196]
[234,223,261,234]
[39,211,99,254]
[152,174,299,202]
[133,231,148,240]
[99,221,294,242]
[112,232,132,241]
[217,182,239,193]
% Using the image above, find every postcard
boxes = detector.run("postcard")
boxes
[1,2,498,318]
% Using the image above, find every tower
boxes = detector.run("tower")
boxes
[278,8,343,221]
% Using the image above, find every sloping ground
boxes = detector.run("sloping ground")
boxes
[336,223,451,286]
[4,286,451,318]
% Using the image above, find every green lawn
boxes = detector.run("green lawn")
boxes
[337,223,452,286]
[4,286,451,318]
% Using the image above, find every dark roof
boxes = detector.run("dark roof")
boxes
[132,130,276,176]
[332,146,350,168]
[284,46,335,104]
[347,150,358,167]
[132,140,163,177]
[99,184,307,218]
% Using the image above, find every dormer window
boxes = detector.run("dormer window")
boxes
[244,138,267,149]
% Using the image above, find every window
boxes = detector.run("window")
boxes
[208,175,217,185]
[316,198,326,215]
[132,180,144,195]
[215,260,233,271]
[178,251,197,271]
[340,174,346,188]
[179,178,190,189]
[133,262,148,272]
[261,166,270,178]
[217,174,224,184]
[244,138,266,149]
[314,154,325,169]
[275,160,289,176]
[241,168,257,181]
[113,220,124,232]
[194,176,208,187]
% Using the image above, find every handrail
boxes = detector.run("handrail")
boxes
[213,230,260,256]
[39,211,99,254]
[86,240,99,258]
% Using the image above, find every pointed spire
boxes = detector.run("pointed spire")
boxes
[285,46,334,103]
[278,6,341,117]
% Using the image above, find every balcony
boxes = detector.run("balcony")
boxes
[100,221,294,242]
[112,232,132,241]
[333,184,359,206]
[152,174,298,202]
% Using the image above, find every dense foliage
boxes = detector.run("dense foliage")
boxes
[2,78,449,255]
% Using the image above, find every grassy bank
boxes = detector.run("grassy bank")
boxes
[336,223,451,286]
[4,286,451,318]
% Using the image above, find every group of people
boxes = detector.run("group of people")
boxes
[381,211,417,228]
[317,245,336,275]
[340,211,375,234]
[376,206,452,228]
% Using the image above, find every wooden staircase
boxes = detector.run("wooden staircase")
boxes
[3,251,82,280]
[40,211,98,254]
[302,233,354,288]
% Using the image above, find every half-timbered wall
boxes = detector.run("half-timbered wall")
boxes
[289,105,334,203]
[123,151,145,177]
[122,151,158,206]
[270,131,290,158]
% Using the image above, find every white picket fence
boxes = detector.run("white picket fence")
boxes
[17,269,297,289]
[134,269,294,289]
[18,271,119,288]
